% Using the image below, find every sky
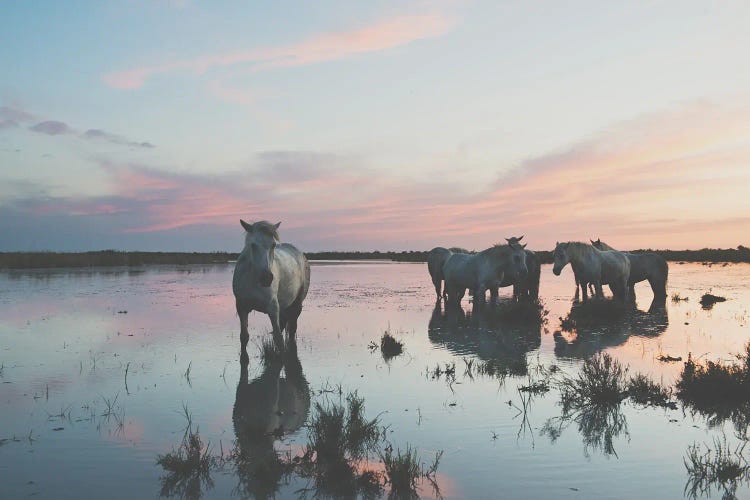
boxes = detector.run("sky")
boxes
[1,0,749,252]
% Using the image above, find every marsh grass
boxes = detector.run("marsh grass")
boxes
[559,353,628,411]
[307,392,382,462]
[157,406,218,499]
[626,373,676,408]
[380,446,443,499]
[677,343,750,431]
[700,293,727,310]
[684,436,750,499]
[380,331,404,360]
[672,292,689,302]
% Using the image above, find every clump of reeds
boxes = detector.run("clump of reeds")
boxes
[684,436,750,499]
[560,353,628,411]
[676,342,750,429]
[380,445,443,499]
[379,331,404,360]
[700,293,727,309]
[626,373,676,408]
[157,406,218,499]
[306,392,383,463]
[495,298,549,325]
[671,292,689,302]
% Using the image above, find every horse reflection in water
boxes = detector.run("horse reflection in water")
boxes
[428,301,541,376]
[553,297,668,360]
[232,341,310,497]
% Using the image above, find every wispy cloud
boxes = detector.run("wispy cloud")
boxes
[84,129,155,149]
[102,12,455,89]
[29,120,72,135]
[1,104,155,149]
[2,99,749,251]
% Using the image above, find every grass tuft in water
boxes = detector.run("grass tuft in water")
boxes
[677,342,750,431]
[380,331,404,360]
[626,373,676,408]
[157,405,217,499]
[671,292,689,302]
[684,436,750,499]
[560,353,628,410]
[380,446,443,499]
[700,293,727,309]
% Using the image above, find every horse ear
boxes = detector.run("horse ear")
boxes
[521,243,527,249]
[240,219,252,232]
[274,221,281,229]
[590,239,595,244]
[505,238,512,244]
[517,235,524,241]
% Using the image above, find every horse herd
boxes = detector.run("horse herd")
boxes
[232,220,669,352]
[428,236,668,307]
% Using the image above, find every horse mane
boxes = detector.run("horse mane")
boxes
[448,247,469,253]
[563,241,597,260]
[480,244,511,257]
[250,220,280,241]
[596,240,615,251]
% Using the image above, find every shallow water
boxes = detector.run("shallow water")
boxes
[1,261,749,499]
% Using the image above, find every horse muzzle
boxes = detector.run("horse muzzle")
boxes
[552,267,561,276]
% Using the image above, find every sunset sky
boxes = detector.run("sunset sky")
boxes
[1,1,749,252]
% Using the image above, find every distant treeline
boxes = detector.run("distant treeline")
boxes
[1,246,749,269]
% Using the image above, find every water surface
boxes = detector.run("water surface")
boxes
[1,262,749,499]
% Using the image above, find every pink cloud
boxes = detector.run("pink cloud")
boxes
[102,13,455,89]
[5,100,750,251]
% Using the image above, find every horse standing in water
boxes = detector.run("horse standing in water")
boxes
[427,246,469,301]
[233,220,310,352]
[552,241,630,303]
[590,239,668,301]
[501,236,541,301]
[443,244,528,306]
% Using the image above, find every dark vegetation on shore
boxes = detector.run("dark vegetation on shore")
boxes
[2,245,749,269]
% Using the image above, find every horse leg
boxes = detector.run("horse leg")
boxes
[595,282,604,300]
[574,279,580,302]
[433,277,442,302]
[267,299,283,348]
[285,300,303,341]
[236,299,251,356]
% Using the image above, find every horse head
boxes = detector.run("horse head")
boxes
[240,219,281,287]
[590,238,604,250]
[552,242,570,276]
[505,235,526,250]
[510,244,528,278]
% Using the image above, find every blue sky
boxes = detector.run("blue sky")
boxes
[1,1,749,251]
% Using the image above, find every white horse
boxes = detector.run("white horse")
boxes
[552,242,630,302]
[443,244,528,306]
[232,220,310,351]
[501,236,541,301]
[427,246,469,301]
[590,239,668,301]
